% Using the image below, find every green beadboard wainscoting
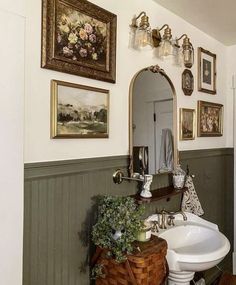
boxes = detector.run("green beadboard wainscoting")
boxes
[23,148,234,285]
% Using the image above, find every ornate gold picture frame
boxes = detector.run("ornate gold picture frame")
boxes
[182,69,194,96]
[51,80,109,138]
[42,0,117,83]
[197,101,223,137]
[198,47,216,94]
[179,108,195,140]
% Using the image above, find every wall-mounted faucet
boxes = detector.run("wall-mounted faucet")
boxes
[113,169,153,198]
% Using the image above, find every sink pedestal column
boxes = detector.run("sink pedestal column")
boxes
[168,271,195,285]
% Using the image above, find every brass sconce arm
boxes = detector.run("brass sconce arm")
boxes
[158,24,169,32]
[113,169,143,184]
[175,34,188,48]
[152,24,171,48]
[130,11,150,29]
[177,33,188,41]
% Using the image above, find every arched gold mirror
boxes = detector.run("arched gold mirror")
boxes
[129,65,178,176]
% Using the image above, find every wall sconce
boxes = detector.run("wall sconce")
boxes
[130,12,194,68]
[130,11,153,49]
[153,24,173,57]
[175,34,194,68]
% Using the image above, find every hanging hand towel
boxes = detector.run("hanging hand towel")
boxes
[181,175,204,216]
[158,128,174,173]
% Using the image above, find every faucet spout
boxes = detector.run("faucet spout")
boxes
[174,211,187,221]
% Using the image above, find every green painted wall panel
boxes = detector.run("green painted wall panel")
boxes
[23,148,234,285]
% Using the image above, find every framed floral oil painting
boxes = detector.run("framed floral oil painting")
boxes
[51,80,109,138]
[179,108,195,140]
[197,101,223,137]
[42,0,117,83]
[198,47,216,94]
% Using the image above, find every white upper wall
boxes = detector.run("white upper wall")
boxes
[24,0,231,163]
[0,0,25,16]
[226,45,236,147]
[0,2,25,285]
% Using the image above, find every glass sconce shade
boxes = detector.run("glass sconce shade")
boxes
[172,39,183,66]
[134,28,153,49]
[159,39,173,57]
[182,37,194,68]
[183,47,194,68]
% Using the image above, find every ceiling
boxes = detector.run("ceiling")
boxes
[154,0,236,46]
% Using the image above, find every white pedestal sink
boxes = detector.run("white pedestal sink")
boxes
[148,212,230,285]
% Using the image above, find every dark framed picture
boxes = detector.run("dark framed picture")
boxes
[197,101,223,137]
[179,108,195,140]
[42,0,117,83]
[182,69,194,96]
[51,80,109,138]
[198,47,216,94]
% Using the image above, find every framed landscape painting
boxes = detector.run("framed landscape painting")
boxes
[42,0,117,83]
[197,101,223,137]
[51,80,109,138]
[198,47,216,94]
[179,108,195,140]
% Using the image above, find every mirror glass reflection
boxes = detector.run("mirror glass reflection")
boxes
[131,67,176,175]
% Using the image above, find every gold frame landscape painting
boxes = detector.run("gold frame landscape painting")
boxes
[179,108,195,140]
[51,80,109,138]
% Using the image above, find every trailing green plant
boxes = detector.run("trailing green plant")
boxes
[91,264,105,280]
[92,195,144,263]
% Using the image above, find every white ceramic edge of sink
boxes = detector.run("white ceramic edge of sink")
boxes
[147,212,231,264]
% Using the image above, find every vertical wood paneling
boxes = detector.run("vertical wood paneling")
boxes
[24,151,234,285]
[47,178,55,285]
[31,180,39,285]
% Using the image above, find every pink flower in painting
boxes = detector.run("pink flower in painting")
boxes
[63,46,73,57]
[79,29,88,40]
[89,34,96,43]
[57,34,62,43]
[79,48,88,58]
[84,23,93,34]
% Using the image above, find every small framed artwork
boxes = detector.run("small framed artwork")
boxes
[197,101,223,137]
[51,80,109,138]
[182,69,194,96]
[179,108,195,140]
[42,0,117,83]
[198,47,216,94]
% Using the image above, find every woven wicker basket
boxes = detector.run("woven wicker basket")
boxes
[93,236,168,285]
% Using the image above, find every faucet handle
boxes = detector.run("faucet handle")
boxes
[157,209,167,229]
[167,214,175,226]
[151,221,159,233]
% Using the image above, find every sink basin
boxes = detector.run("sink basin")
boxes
[148,212,230,285]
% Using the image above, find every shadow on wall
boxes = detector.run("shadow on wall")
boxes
[78,196,100,276]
